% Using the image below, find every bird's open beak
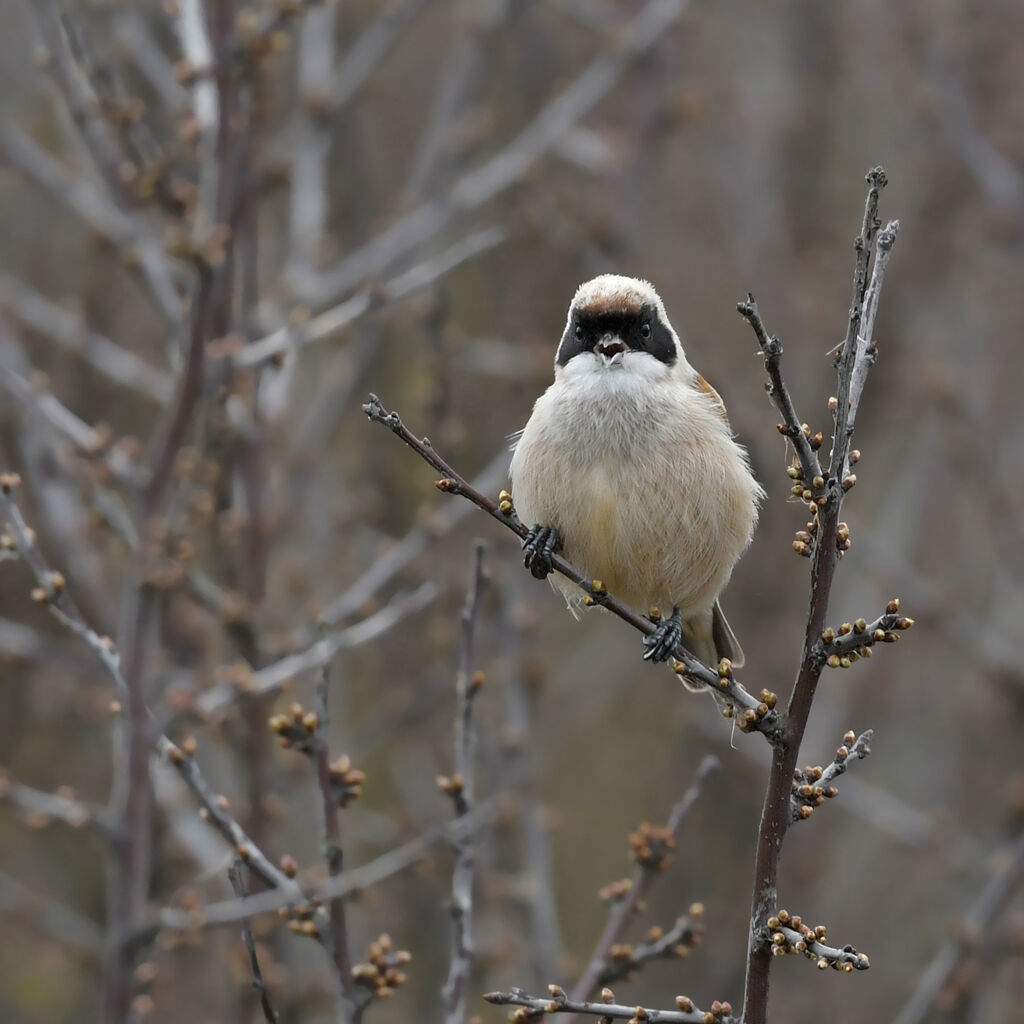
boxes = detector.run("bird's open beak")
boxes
[595,334,626,368]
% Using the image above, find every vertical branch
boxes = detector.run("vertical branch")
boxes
[227,860,280,1023]
[499,585,565,983]
[739,169,899,1024]
[287,1,336,280]
[175,0,220,235]
[441,541,489,1024]
[312,647,360,1021]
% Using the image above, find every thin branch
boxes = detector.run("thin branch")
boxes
[441,541,489,1024]
[311,644,360,1019]
[484,987,731,1024]
[738,169,900,1024]
[314,447,509,632]
[0,870,104,957]
[1,366,145,487]
[891,829,1024,1024]
[227,860,280,1023]
[238,226,505,371]
[330,0,427,113]
[0,119,184,329]
[736,295,823,487]
[363,395,782,737]
[303,0,693,305]
[156,736,300,894]
[194,582,438,716]
[766,913,870,972]
[0,273,174,402]
[570,756,717,1004]
[173,0,220,234]
[593,914,704,987]
[0,773,119,840]
[143,796,503,935]
[790,729,872,823]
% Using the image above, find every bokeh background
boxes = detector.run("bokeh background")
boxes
[1,1,1023,1022]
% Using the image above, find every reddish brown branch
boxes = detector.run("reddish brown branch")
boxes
[363,396,781,739]
[740,168,900,1024]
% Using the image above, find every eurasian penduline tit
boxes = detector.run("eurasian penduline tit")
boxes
[509,274,763,687]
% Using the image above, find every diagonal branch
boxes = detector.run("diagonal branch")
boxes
[570,756,717,1005]
[363,395,782,739]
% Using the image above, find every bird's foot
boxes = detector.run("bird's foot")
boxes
[522,524,562,580]
[643,605,683,663]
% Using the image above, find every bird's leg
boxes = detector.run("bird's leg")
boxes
[642,604,683,662]
[522,524,563,580]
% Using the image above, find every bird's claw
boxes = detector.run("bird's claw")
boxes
[523,524,562,580]
[643,606,683,663]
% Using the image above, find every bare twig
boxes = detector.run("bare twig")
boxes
[570,756,717,1005]
[484,987,731,1023]
[0,870,103,957]
[0,273,173,402]
[736,295,822,487]
[790,729,872,823]
[330,0,428,113]
[441,541,489,1024]
[0,773,118,840]
[240,226,505,371]
[303,0,693,305]
[310,643,360,1020]
[227,860,280,1023]
[766,912,870,972]
[144,796,503,935]
[0,119,183,328]
[194,582,438,716]
[891,829,1024,1024]
[173,0,220,234]
[314,447,509,632]
[738,169,901,1024]
[363,394,781,736]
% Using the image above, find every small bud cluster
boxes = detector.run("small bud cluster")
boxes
[792,730,872,822]
[790,763,835,820]
[327,755,365,808]
[597,877,632,903]
[269,702,320,753]
[279,900,320,937]
[821,598,913,666]
[351,933,411,1001]
[629,823,675,872]
[437,771,466,803]
[766,909,869,972]
[268,705,364,805]
[498,489,514,515]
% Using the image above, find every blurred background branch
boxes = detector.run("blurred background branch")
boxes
[1,1,1022,1023]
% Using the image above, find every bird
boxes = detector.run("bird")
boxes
[509,274,763,683]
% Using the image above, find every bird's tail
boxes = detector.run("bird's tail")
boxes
[681,601,745,692]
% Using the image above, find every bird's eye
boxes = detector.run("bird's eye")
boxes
[640,322,652,339]
[575,325,584,341]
